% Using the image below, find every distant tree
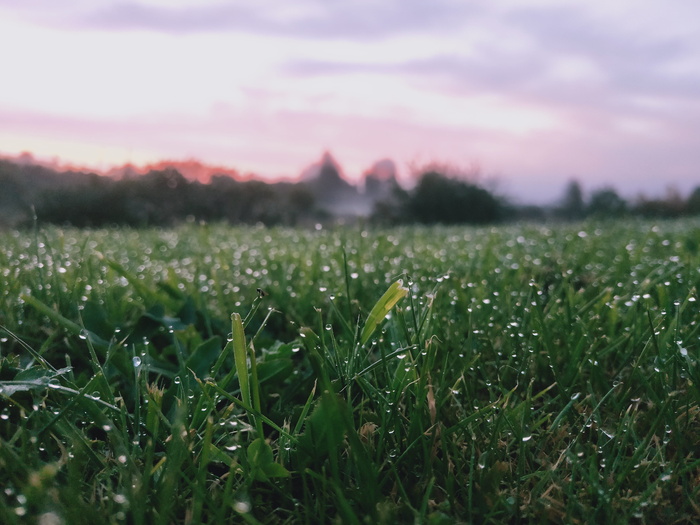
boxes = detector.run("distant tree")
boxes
[632,187,685,219]
[0,162,31,227]
[685,186,700,215]
[370,179,409,225]
[242,180,282,224]
[284,183,316,225]
[405,171,502,224]
[587,187,627,218]
[558,179,585,220]
[509,204,547,222]
[304,152,360,216]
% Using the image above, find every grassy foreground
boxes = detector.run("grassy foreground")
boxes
[1,220,699,523]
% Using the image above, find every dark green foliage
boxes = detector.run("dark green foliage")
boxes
[587,186,627,217]
[375,170,503,225]
[0,160,321,228]
[557,179,586,220]
[4,157,700,228]
[407,171,503,224]
[686,186,700,215]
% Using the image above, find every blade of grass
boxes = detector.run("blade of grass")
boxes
[360,279,409,346]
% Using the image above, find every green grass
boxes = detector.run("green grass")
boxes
[1,220,700,523]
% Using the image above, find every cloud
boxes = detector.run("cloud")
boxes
[507,6,698,98]
[281,2,700,142]
[10,0,479,39]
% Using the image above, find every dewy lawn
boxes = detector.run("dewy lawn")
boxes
[1,221,699,523]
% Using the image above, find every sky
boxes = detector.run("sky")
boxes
[1,0,699,204]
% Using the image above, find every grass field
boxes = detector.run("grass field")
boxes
[1,220,699,523]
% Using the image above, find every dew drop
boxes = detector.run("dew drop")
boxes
[234,500,251,513]
[38,512,62,525]
[132,356,142,368]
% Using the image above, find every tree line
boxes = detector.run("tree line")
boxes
[548,180,700,221]
[1,159,699,228]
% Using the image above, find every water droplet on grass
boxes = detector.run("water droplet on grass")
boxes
[38,512,61,525]
[132,356,142,368]
[233,500,251,513]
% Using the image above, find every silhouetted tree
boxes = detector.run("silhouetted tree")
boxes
[370,179,409,225]
[632,188,685,219]
[558,179,585,220]
[284,183,316,225]
[685,187,700,215]
[405,171,502,224]
[587,187,627,218]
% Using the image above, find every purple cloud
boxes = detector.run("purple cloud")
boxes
[43,1,480,39]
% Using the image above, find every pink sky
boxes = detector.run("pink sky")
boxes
[1,0,699,204]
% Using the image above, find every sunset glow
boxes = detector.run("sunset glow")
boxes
[1,1,699,203]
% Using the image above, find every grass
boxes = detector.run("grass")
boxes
[1,220,700,523]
